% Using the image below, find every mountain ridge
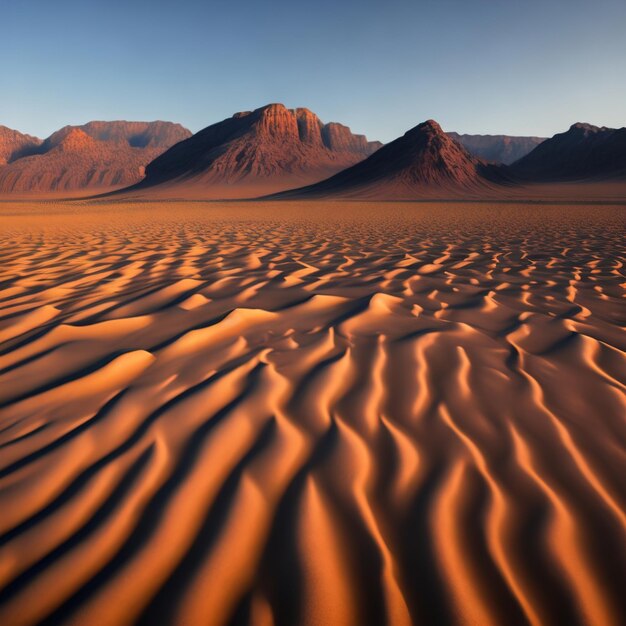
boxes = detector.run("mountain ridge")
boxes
[0,121,192,193]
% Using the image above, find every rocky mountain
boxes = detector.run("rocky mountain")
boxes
[510,123,626,181]
[0,126,42,165]
[269,119,506,199]
[134,103,383,198]
[0,121,191,193]
[447,132,545,164]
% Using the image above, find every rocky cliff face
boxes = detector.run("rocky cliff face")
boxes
[137,103,382,197]
[447,132,545,164]
[510,123,626,181]
[295,108,323,145]
[322,122,381,154]
[0,121,191,193]
[271,119,505,199]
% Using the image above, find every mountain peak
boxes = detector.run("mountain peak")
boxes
[569,122,602,133]
[53,128,96,152]
[252,103,299,139]
[569,122,608,134]
[416,119,444,133]
[260,102,288,114]
[404,119,447,142]
[232,104,289,122]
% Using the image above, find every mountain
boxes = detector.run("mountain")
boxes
[49,121,191,149]
[268,119,506,200]
[0,126,42,165]
[0,121,191,194]
[510,123,626,181]
[133,103,383,198]
[447,132,545,164]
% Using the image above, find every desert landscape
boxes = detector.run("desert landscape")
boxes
[2,1,626,623]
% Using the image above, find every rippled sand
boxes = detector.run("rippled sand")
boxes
[0,200,625,626]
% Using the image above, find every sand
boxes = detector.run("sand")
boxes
[0,199,624,626]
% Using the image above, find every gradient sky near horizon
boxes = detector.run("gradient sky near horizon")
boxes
[2,0,625,142]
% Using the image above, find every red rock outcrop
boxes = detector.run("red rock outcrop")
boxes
[135,103,382,198]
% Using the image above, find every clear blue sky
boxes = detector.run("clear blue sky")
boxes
[2,0,625,142]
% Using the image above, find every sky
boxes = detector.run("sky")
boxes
[2,0,625,143]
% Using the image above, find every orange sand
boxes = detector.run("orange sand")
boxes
[0,200,624,626]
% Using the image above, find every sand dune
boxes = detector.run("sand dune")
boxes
[0,200,624,625]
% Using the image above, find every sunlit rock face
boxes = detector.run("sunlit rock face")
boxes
[137,103,382,198]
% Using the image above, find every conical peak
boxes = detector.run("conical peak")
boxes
[400,120,449,147]
[419,119,443,132]
[407,119,445,136]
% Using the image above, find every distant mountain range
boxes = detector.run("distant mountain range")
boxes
[132,103,383,198]
[447,133,545,165]
[0,121,191,193]
[0,107,624,197]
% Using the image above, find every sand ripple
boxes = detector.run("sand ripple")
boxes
[0,201,625,625]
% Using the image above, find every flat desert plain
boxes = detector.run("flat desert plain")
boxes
[0,200,625,626]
